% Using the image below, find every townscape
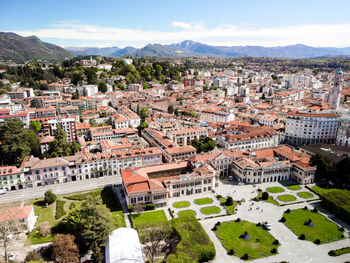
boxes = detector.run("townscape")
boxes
[1,1,350,263]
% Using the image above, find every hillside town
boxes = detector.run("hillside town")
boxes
[0,55,350,263]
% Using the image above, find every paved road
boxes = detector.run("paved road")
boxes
[0,175,122,204]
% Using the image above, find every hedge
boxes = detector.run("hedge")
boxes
[55,200,66,219]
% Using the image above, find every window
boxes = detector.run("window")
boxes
[131,197,136,204]
[138,196,143,201]
[145,195,150,202]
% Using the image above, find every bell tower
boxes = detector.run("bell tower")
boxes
[330,68,342,111]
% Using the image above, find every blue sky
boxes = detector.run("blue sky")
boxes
[1,0,350,47]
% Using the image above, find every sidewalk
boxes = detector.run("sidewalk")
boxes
[113,185,132,228]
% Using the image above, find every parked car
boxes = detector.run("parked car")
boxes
[8,252,15,261]
[0,188,6,195]
[238,182,245,185]
[264,223,272,230]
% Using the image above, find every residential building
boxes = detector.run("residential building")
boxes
[0,166,25,190]
[336,117,350,147]
[0,205,37,232]
[285,112,338,145]
[164,145,196,162]
[167,127,208,146]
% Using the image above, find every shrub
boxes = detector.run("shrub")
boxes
[270,248,277,254]
[340,234,345,238]
[168,208,174,218]
[241,253,249,260]
[314,239,321,244]
[225,196,234,206]
[235,218,241,222]
[303,206,308,210]
[299,234,306,240]
[228,249,235,255]
[328,250,336,256]
[273,239,279,245]
[55,200,66,219]
[215,221,221,226]
[279,217,286,223]
[339,227,345,232]
[69,202,76,210]
[44,190,57,204]
[256,222,262,227]
[216,194,223,199]
[312,207,318,213]
[144,203,155,211]
[261,191,269,200]
[285,209,291,214]
[211,226,217,231]
[198,247,216,262]
[257,188,262,192]
[128,205,133,212]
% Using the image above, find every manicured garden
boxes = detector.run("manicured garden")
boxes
[287,185,302,191]
[282,208,345,243]
[131,210,168,228]
[27,187,125,244]
[214,220,280,260]
[266,187,285,193]
[172,201,190,208]
[200,206,221,215]
[177,210,196,217]
[256,191,279,206]
[277,194,296,202]
[194,197,213,205]
[166,216,215,262]
[297,192,314,199]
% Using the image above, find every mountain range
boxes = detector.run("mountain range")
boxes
[66,40,350,58]
[0,32,73,62]
[1,32,350,61]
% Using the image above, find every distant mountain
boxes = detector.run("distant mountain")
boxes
[0,32,73,62]
[110,46,138,57]
[66,46,120,56]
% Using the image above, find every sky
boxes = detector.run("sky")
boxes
[1,0,350,48]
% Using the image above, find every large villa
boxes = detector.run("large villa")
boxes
[121,159,218,207]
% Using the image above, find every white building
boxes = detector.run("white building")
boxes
[285,112,338,145]
[105,228,143,263]
[77,85,98,97]
[330,69,343,111]
[167,127,208,146]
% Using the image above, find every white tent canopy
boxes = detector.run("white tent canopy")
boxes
[105,228,144,263]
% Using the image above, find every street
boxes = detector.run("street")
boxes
[0,175,122,204]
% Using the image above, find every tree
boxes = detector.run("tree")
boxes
[261,191,269,200]
[174,109,179,116]
[168,105,174,114]
[48,125,72,157]
[98,81,107,93]
[310,153,331,181]
[225,196,234,206]
[39,221,51,237]
[71,71,82,85]
[30,121,41,133]
[76,197,114,257]
[335,157,350,184]
[271,74,278,80]
[44,190,57,204]
[139,222,175,263]
[30,98,42,108]
[52,234,79,263]
[0,209,22,263]
[143,82,149,90]
[0,118,33,166]
[72,90,79,100]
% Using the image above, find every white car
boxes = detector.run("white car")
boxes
[8,252,15,261]
[264,224,272,230]
[238,182,245,185]
[0,188,6,195]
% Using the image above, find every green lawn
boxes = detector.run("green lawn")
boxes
[166,216,215,262]
[283,208,344,243]
[287,185,302,191]
[297,192,314,199]
[172,201,190,208]
[220,197,237,214]
[178,210,196,217]
[266,187,285,193]
[28,187,124,245]
[258,192,279,206]
[200,206,221,215]
[312,185,350,213]
[215,220,280,259]
[194,197,213,205]
[131,210,168,228]
[277,194,296,202]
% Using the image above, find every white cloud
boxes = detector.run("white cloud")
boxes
[13,21,350,48]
